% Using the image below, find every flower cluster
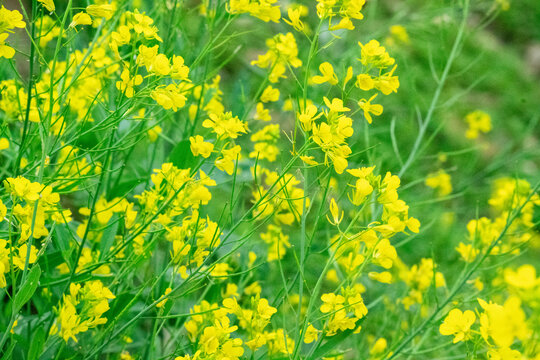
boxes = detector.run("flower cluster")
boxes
[456,177,540,262]
[0,6,25,59]
[51,281,115,342]
[440,296,531,358]
[251,32,302,83]
[316,0,366,31]
[0,1,537,359]
[228,0,281,23]
[0,177,70,286]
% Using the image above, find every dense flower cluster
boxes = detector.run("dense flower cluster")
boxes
[0,1,537,359]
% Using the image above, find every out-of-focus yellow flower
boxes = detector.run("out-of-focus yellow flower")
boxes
[147,125,162,142]
[304,324,319,344]
[156,287,172,308]
[465,110,491,139]
[439,309,476,343]
[38,0,55,12]
[425,169,452,196]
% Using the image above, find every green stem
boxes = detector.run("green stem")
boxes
[398,0,469,178]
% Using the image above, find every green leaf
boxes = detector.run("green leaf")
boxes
[13,265,41,313]
[110,178,144,198]
[311,329,353,359]
[53,225,71,257]
[40,251,65,271]
[99,214,119,260]
[27,326,45,360]
[108,292,136,319]
[169,139,197,169]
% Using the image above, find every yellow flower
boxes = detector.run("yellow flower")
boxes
[0,199,6,221]
[0,6,26,30]
[260,85,280,102]
[228,0,280,23]
[300,155,318,166]
[369,271,392,284]
[298,103,321,131]
[0,33,15,59]
[487,347,521,360]
[202,112,248,139]
[324,97,350,114]
[222,283,239,299]
[284,7,305,32]
[358,94,383,124]
[86,4,114,20]
[244,281,261,296]
[70,12,92,27]
[251,33,302,83]
[349,177,374,205]
[151,84,187,111]
[504,265,539,290]
[249,124,280,162]
[13,244,38,270]
[326,309,357,335]
[120,351,134,360]
[116,68,143,98]
[356,73,374,91]
[156,287,172,308]
[151,54,171,76]
[216,145,242,175]
[327,198,343,225]
[329,17,353,31]
[304,324,319,344]
[190,135,214,158]
[248,251,257,266]
[375,65,399,94]
[439,308,476,343]
[254,102,271,121]
[455,242,479,262]
[325,269,339,283]
[147,125,162,142]
[467,277,484,291]
[257,298,277,319]
[129,10,162,42]
[391,25,410,43]
[386,25,410,46]
[370,338,387,355]
[425,169,452,196]
[10,319,18,334]
[53,281,115,342]
[358,40,395,69]
[320,293,345,313]
[0,137,9,150]
[478,297,530,348]
[171,55,190,80]
[311,62,338,85]
[4,176,42,202]
[138,44,158,68]
[38,0,55,12]
[465,110,491,139]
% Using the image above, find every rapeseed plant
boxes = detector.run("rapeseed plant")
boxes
[0,0,538,359]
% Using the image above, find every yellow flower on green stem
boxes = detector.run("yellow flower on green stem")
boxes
[439,308,476,343]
